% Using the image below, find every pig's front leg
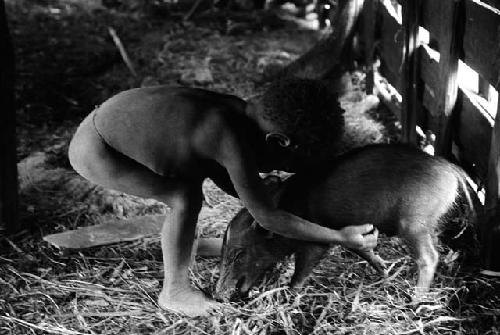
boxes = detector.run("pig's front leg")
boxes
[290,244,329,288]
[350,249,388,277]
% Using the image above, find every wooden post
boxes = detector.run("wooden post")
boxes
[433,0,464,158]
[0,0,18,233]
[483,98,500,272]
[277,0,365,80]
[362,0,376,94]
[401,0,420,145]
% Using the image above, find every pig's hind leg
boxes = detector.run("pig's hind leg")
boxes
[349,249,388,277]
[400,218,439,296]
[290,244,329,288]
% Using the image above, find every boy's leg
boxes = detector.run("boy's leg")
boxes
[158,185,220,316]
[68,113,219,316]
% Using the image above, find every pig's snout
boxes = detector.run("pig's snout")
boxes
[237,276,253,294]
[215,275,251,302]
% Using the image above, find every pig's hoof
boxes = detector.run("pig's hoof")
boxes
[158,287,221,317]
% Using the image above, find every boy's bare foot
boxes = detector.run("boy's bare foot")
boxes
[158,286,221,317]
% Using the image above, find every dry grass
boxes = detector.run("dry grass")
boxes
[2,1,500,334]
[2,225,500,334]
[3,99,499,333]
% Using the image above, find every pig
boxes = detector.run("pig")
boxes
[216,144,477,301]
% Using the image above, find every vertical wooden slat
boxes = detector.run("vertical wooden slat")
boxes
[483,98,500,272]
[0,0,18,233]
[401,0,420,144]
[362,0,376,94]
[434,0,465,158]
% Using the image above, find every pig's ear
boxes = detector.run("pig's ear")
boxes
[251,221,274,239]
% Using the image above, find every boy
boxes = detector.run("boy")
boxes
[68,78,378,316]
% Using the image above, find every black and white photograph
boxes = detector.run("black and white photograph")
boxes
[1,0,499,333]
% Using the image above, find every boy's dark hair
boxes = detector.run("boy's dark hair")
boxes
[261,78,345,159]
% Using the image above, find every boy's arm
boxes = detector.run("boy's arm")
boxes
[213,130,377,250]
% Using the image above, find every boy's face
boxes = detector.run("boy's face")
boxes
[247,100,317,172]
[261,131,314,173]
[261,140,297,172]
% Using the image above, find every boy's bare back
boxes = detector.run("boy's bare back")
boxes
[93,86,248,179]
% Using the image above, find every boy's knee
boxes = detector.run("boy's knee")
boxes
[169,187,203,212]
[68,119,111,182]
[68,130,90,177]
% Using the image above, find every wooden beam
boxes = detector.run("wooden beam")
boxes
[478,0,500,11]
[455,88,493,181]
[463,0,500,91]
[401,0,420,144]
[483,97,500,272]
[0,0,18,233]
[378,0,404,92]
[433,0,464,158]
[422,0,500,91]
[420,45,493,180]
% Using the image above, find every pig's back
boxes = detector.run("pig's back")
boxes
[282,144,460,234]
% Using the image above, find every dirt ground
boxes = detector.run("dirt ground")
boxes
[1,0,499,334]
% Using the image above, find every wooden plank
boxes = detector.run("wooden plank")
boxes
[422,84,493,181]
[422,0,500,90]
[420,0,441,40]
[478,0,500,11]
[401,0,420,144]
[0,0,18,232]
[456,88,493,180]
[422,85,439,132]
[44,215,222,256]
[482,97,500,272]
[420,45,493,180]
[44,215,166,249]
[463,0,500,90]
[378,0,404,92]
[419,45,440,132]
[419,44,440,92]
[433,0,464,158]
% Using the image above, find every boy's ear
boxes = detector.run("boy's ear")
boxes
[266,132,291,148]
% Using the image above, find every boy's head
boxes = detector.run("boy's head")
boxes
[251,78,345,171]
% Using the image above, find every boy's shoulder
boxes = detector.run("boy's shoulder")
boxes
[101,85,248,126]
[119,85,246,109]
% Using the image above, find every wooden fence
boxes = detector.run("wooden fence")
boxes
[358,0,500,271]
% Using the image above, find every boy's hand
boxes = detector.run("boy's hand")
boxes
[338,224,378,250]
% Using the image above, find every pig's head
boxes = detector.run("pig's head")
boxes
[215,209,295,301]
